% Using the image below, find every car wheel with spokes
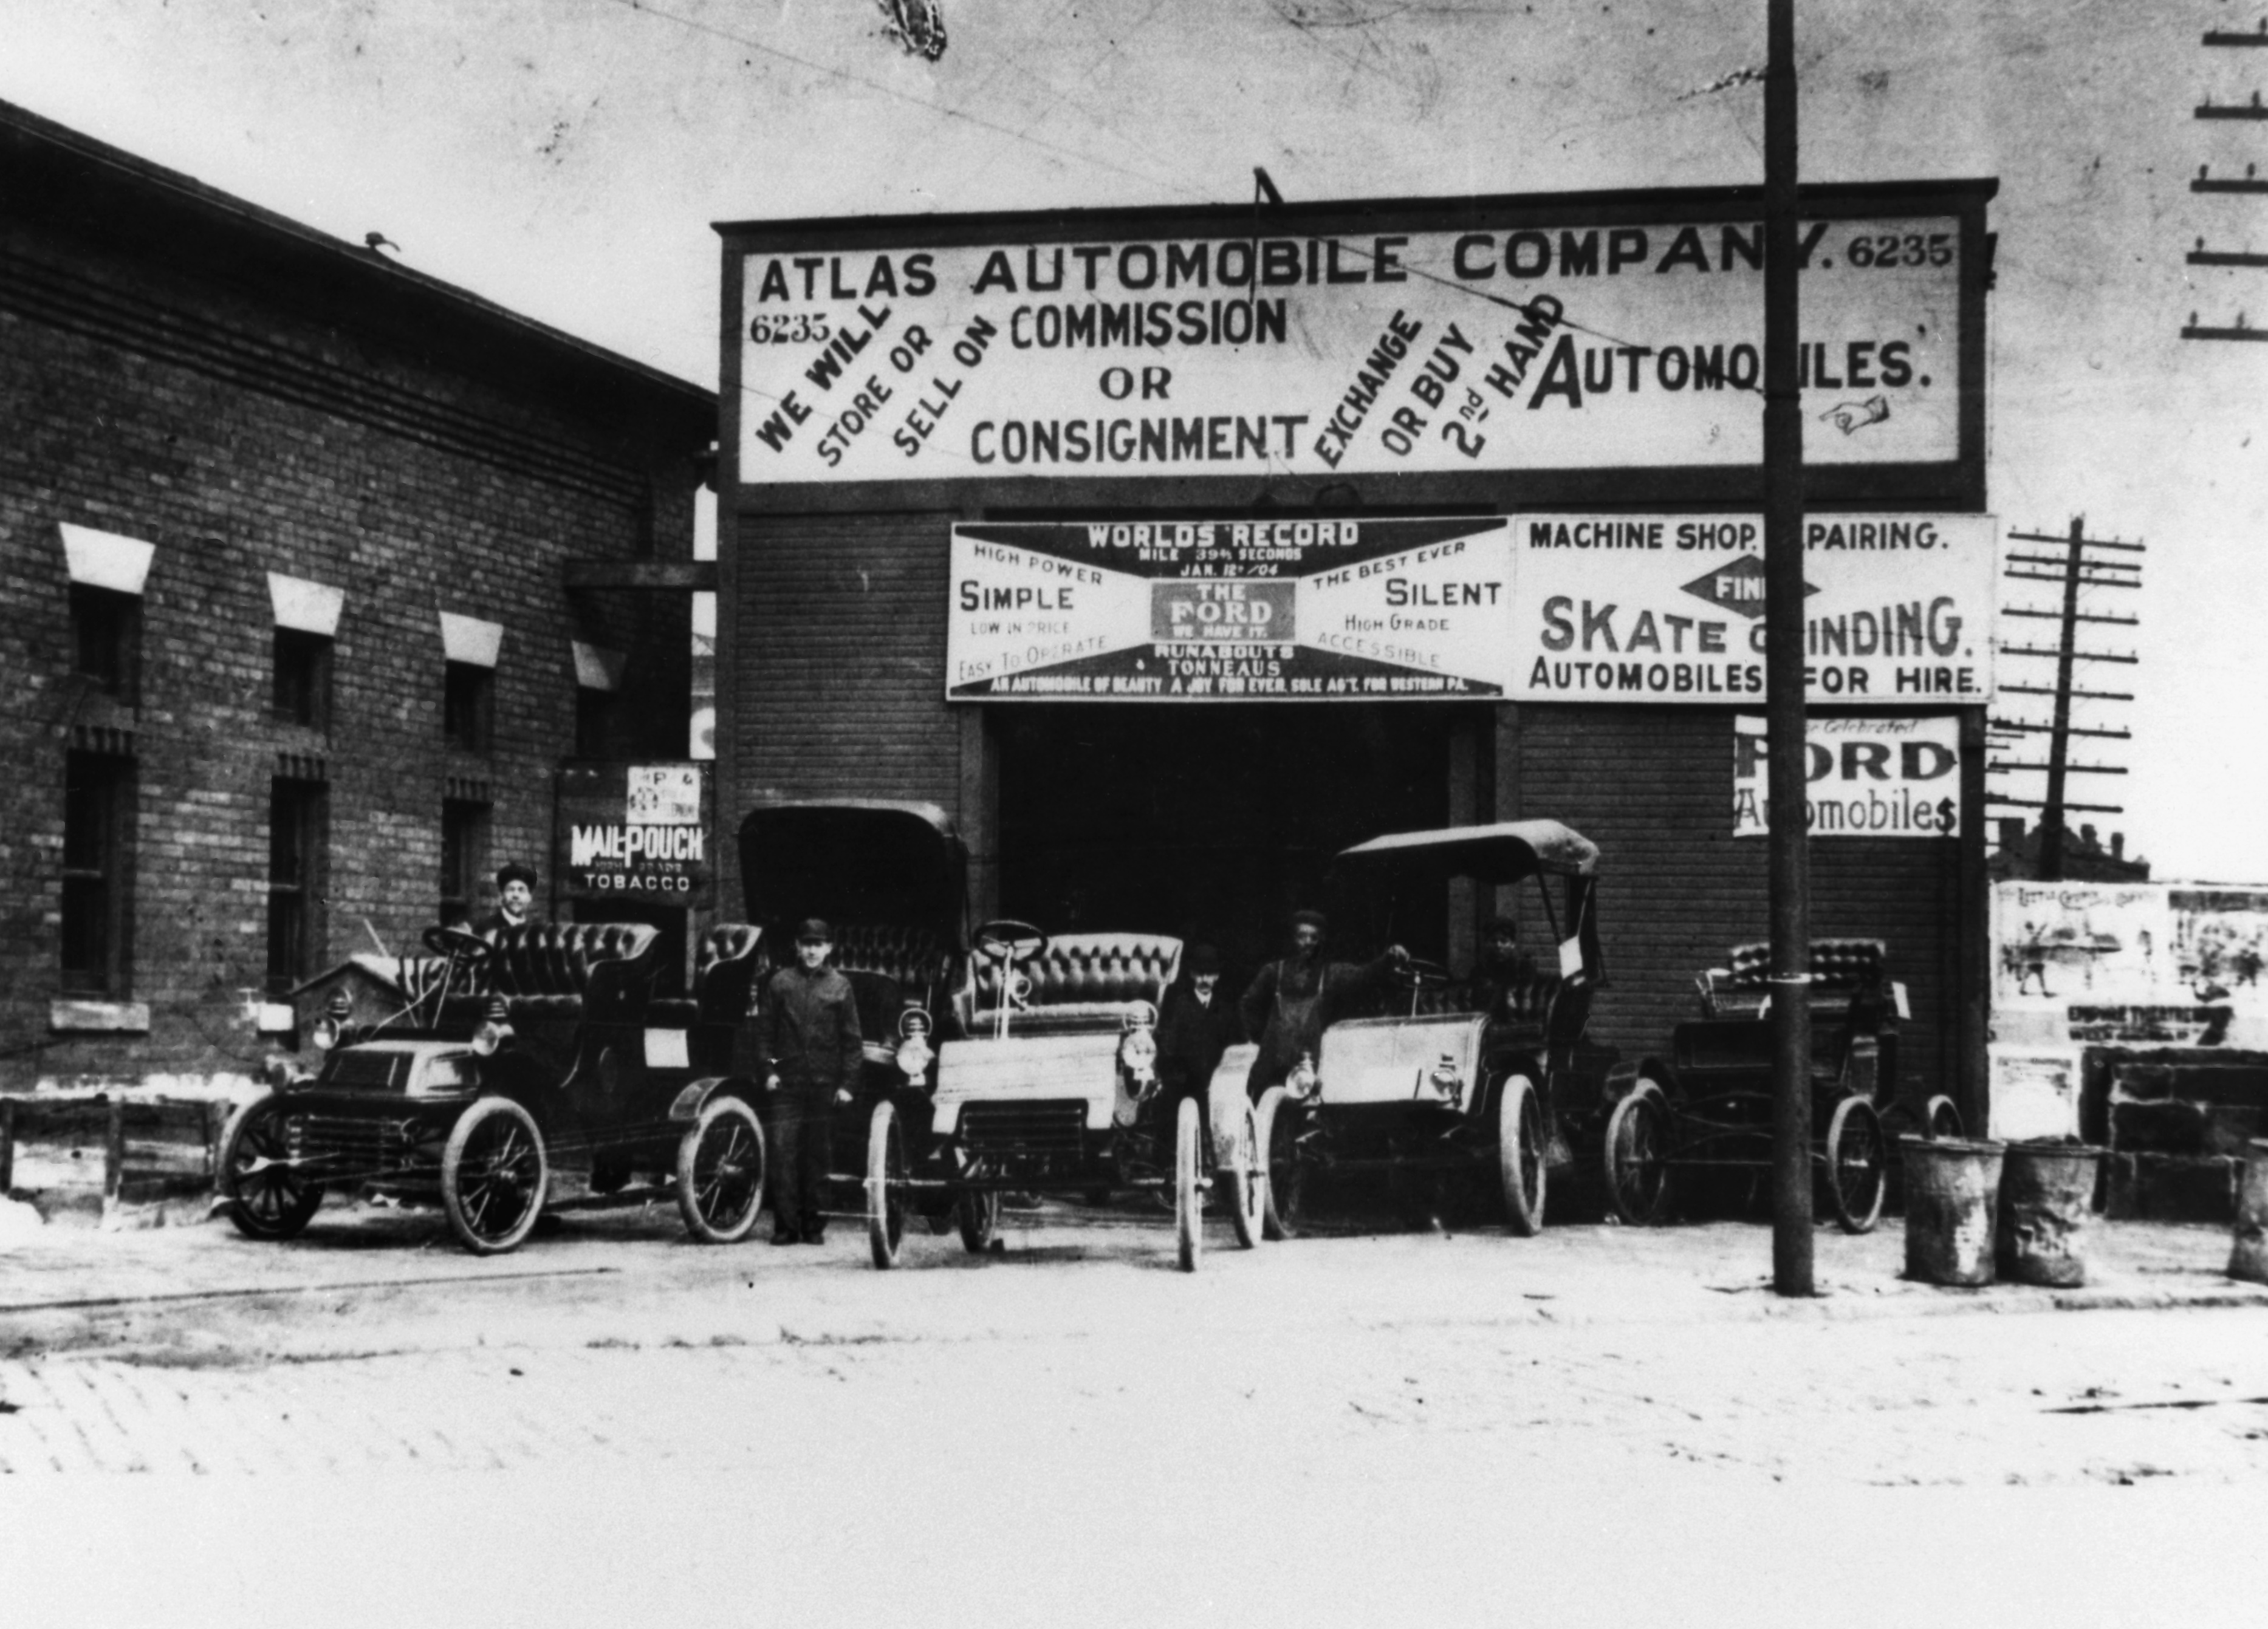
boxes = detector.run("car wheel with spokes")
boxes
[219,1092,323,1242]
[676,1093,767,1245]
[1174,1095,1203,1272]
[1223,1098,1262,1249]
[1253,1087,1305,1241]
[955,1186,1000,1254]
[1603,1079,1675,1227]
[441,1097,549,1255]
[866,1099,909,1269]
[1825,1096,1887,1234]
[1496,1073,1547,1237]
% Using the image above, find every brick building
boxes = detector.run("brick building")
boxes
[2,101,713,1093]
[713,182,2001,1118]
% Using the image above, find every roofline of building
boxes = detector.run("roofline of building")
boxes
[2,96,712,418]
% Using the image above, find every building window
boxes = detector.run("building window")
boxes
[61,750,135,995]
[267,778,327,995]
[443,661,493,751]
[440,799,492,927]
[273,628,334,729]
[70,584,140,703]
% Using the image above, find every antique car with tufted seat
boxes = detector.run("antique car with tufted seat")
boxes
[217,918,770,1254]
[867,920,1267,1274]
[1229,821,1624,1241]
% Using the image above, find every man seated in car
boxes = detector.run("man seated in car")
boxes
[1465,914,1541,1021]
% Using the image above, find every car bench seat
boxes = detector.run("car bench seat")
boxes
[959,932,1183,1036]
[400,921,663,1028]
[645,924,767,1030]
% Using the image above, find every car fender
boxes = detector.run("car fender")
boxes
[668,1076,758,1124]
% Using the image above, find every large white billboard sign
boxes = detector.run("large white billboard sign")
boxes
[738,216,1964,483]
[1510,513,1996,704]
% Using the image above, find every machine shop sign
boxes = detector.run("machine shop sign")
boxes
[1511,513,1996,705]
[946,517,1512,701]
[1732,715,1962,838]
[735,211,1965,484]
[555,762,714,903]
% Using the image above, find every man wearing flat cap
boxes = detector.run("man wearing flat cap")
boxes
[753,918,864,1245]
[1241,910,1406,1096]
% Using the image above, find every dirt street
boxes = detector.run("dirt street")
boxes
[4,1203,2267,1627]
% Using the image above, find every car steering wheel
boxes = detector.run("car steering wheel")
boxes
[422,924,496,967]
[1393,956,1453,989]
[971,918,1050,965]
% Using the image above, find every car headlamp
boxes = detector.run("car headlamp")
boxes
[1428,1050,1463,1104]
[471,997,513,1057]
[1118,1027,1159,1076]
[312,1017,341,1051]
[1287,1052,1320,1101]
[312,991,352,1051]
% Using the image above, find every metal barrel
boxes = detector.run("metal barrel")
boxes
[1996,1141,2105,1288]
[1899,1136,2004,1287]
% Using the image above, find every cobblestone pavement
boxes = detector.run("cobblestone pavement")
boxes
[4,1203,2267,1625]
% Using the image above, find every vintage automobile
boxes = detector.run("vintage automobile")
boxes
[863,919,1267,1273]
[219,918,770,1254]
[1229,821,1622,1238]
[1601,938,1964,1232]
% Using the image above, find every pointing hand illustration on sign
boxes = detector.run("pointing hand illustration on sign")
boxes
[1821,395,1891,435]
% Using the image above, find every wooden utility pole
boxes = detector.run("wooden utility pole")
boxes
[1764,0,1813,1297]
[1989,520,2142,875]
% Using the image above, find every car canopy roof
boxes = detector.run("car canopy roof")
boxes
[1334,820,1601,883]
[737,799,967,944]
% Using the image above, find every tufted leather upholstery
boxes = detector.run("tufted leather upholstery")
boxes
[399,922,662,1026]
[830,924,952,993]
[1405,974,1563,1025]
[958,932,1182,1036]
[646,923,769,1030]
[1725,938,1886,992]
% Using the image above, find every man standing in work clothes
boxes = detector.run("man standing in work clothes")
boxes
[1241,910,1405,1097]
[754,918,863,1245]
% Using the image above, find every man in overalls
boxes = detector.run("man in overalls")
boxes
[1241,909,1405,1098]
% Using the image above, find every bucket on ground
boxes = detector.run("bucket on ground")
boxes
[1996,1141,2105,1288]
[1900,1136,2004,1286]
[2230,1139,2268,1286]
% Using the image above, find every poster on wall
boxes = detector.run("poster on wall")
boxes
[1510,512,1995,705]
[1731,714,1962,838]
[736,209,1969,485]
[1990,881,2268,1048]
[946,516,1513,700]
[555,762,714,907]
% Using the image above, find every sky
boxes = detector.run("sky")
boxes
[6,0,2264,879]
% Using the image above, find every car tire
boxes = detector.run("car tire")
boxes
[1924,1094,1963,1140]
[1496,1073,1547,1237]
[441,1096,549,1256]
[1254,1086,1307,1241]
[866,1098,908,1270]
[675,1093,767,1245]
[1603,1078,1674,1227]
[956,1186,1001,1254]
[218,1092,323,1242]
[1825,1096,1887,1234]
[1223,1098,1262,1249]
[1174,1094,1203,1273]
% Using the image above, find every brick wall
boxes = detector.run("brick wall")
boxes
[0,205,704,1092]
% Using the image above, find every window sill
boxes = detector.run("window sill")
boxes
[49,1000,151,1034]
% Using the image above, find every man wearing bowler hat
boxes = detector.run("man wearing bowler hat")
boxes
[753,918,864,1245]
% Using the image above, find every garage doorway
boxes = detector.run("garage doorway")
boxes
[993,703,1471,974]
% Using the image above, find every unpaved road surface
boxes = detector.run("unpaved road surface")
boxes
[4,1203,2266,1626]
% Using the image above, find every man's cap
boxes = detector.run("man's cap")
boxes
[1185,943,1223,976]
[496,862,538,890]
[795,917,834,944]
[1290,909,1328,933]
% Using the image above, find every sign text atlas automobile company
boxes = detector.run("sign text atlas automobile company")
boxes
[735,205,1969,485]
